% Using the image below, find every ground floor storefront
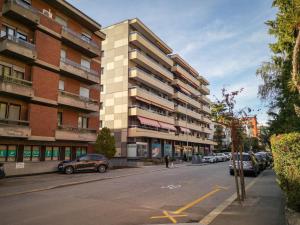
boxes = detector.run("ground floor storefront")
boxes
[0,140,94,176]
[127,137,212,159]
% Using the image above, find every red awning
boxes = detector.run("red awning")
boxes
[138,116,160,128]
[158,122,177,131]
[179,127,191,133]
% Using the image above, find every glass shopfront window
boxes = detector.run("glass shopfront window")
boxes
[76,147,87,158]
[45,147,59,161]
[23,146,31,161]
[65,147,71,160]
[52,147,59,160]
[0,145,7,162]
[32,146,40,161]
[24,146,40,161]
[7,145,16,162]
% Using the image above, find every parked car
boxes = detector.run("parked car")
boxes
[257,151,272,167]
[58,154,109,174]
[229,153,260,177]
[0,163,5,179]
[215,153,227,162]
[255,153,266,171]
[202,156,217,163]
[223,152,231,160]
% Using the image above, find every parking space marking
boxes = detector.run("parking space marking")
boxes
[150,185,226,223]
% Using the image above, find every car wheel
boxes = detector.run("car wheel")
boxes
[253,170,258,177]
[65,166,74,175]
[98,165,106,173]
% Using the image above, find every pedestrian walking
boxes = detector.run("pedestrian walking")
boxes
[164,155,169,168]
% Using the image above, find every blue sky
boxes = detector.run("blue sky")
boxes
[69,0,276,125]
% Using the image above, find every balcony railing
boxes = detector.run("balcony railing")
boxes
[130,86,173,104]
[0,118,29,126]
[129,67,169,87]
[0,75,32,87]
[57,125,97,133]
[129,49,173,79]
[62,26,99,49]
[12,0,39,13]
[60,57,99,77]
[59,90,97,104]
[1,34,36,50]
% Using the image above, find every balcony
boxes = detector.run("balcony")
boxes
[55,126,97,142]
[60,57,100,84]
[0,75,33,98]
[175,105,202,120]
[202,116,211,124]
[129,50,173,81]
[177,134,208,143]
[129,68,173,95]
[58,91,99,112]
[199,85,210,95]
[129,87,174,111]
[129,107,174,124]
[173,92,201,108]
[198,95,210,105]
[200,105,211,114]
[61,26,100,57]
[0,119,31,138]
[175,120,202,132]
[2,0,40,26]
[172,65,199,87]
[128,127,177,140]
[0,35,37,61]
[129,32,173,67]
[173,78,199,96]
[201,127,212,134]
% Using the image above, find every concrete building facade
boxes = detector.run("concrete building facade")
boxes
[0,0,105,175]
[101,18,215,159]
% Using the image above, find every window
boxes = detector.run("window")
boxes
[16,32,27,41]
[100,102,103,110]
[79,87,89,98]
[21,0,31,6]
[101,50,104,57]
[81,33,91,42]
[57,112,62,126]
[60,49,66,59]
[13,70,24,80]
[0,145,6,162]
[65,147,71,160]
[100,85,104,92]
[76,147,87,158]
[0,103,7,119]
[78,116,88,129]
[58,80,64,91]
[91,155,103,161]
[1,65,11,76]
[8,104,20,121]
[23,146,40,161]
[55,16,67,27]
[100,67,104,75]
[81,58,90,69]
[100,120,103,128]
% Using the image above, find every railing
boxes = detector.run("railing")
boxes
[62,26,99,49]
[129,67,170,87]
[130,31,171,61]
[130,86,174,104]
[0,74,32,87]
[128,125,175,133]
[11,0,40,14]
[60,57,99,77]
[59,90,98,104]
[129,105,169,117]
[1,34,36,50]
[129,49,173,78]
[57,125,97,133]
[0,118,29,127]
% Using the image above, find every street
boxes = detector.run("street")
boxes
[0,162,260,225]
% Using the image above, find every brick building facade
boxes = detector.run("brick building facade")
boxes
[0,0,105,175]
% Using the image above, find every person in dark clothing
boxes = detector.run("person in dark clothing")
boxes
[164,155,169,168]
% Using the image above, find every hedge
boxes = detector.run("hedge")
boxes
[271,132,300,212]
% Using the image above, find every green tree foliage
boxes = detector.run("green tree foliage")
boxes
[257,0,300,134]
[271,133,300,211]
[94,127,116,159]
[213,124,224,151]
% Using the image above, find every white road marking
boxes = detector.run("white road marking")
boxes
[161,184,182,190]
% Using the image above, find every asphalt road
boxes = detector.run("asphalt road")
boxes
[0,162,255,225]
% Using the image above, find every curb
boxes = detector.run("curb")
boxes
[0,165,185,198]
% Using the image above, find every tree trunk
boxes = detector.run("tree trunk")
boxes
[292,27,300,93]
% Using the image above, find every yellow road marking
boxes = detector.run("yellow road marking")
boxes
[173,187,222,214]
[150,185,225,223]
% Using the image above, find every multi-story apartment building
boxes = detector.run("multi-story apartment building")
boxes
[243,116,258,138]
[0,0,105,175]
[101,18,214,158]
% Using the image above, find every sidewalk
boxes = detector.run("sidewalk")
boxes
[0,163,186,198]
[206,169,285,225]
